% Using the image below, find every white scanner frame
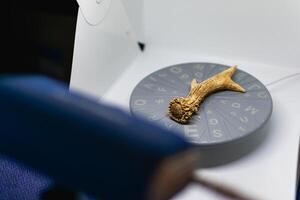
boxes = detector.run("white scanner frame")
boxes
[71,1,300,199]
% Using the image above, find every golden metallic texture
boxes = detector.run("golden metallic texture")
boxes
[168,65,246,124]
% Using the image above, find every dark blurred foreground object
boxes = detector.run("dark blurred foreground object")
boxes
[1,1,78,83]
[0,76,259,200]
[0,75,191,200]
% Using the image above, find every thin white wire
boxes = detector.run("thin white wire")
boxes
[77,0,112,26]
[265,73,300,87]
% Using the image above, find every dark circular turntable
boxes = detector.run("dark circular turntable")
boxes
[130,63,272,165]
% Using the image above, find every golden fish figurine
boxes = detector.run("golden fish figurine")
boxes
[168,65,246,124]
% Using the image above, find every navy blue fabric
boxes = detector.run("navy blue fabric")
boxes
[0,156,51,199]
[0,76,190,200]
[297,183,300,200]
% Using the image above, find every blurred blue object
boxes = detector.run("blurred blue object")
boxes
[0,156,52,200]
[0,76,190,200]
[298,183,300,200]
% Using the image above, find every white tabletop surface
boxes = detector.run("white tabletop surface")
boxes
[102,45,300,200]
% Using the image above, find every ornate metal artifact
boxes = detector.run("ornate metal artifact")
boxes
[168,66,246,124]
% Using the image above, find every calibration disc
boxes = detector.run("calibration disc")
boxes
[130,63,272,147]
